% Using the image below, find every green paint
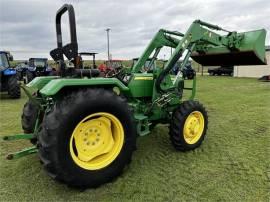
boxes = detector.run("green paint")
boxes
[27,76,59,90]
[127,74,154,97]
[6,146,37,160]
[40,77,129,96]
[3,133,35,141]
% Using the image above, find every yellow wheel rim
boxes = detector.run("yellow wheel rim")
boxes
[69,112,124,170]
[183,111,204,144]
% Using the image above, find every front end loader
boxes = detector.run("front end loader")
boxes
[3,4,267,188]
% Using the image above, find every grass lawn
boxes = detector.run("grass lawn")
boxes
[0,76,269,201]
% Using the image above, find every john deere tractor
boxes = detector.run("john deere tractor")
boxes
[4,4,267,188]
[0,51,21,98]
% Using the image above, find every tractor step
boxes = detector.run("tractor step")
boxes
[134,114,151,136]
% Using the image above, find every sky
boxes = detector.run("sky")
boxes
[0,0,270,60]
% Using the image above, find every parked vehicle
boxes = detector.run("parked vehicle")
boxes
[98,59,123,77]
[0,51,20,98]
[25,58,56,83]
[16,61,28,81]
[208,65,234,76]
[258,75,270,81]
[132,57,156,73]
[78,52,98,69]
[182,64,196,79]
[172,61,196,79]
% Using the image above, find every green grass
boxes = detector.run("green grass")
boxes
[0,76,269,201]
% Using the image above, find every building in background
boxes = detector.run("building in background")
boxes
[234,46,270,78]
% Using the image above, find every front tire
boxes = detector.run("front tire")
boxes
[169,100,208,151]
[38,88,136,188]
[8,75,21,99]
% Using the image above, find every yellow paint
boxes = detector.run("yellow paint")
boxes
[69,112,124,170]
[183,111,204,144]
[134,77,153,80]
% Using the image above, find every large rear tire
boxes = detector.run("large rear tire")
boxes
[169,100,208,151]
[8,75,20,99]
[38,88,136,188]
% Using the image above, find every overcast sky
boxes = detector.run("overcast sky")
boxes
[0,0,270,60]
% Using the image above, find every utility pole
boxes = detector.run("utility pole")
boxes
[105,28,111,61]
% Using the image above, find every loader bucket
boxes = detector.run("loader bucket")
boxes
[191,29,267,66]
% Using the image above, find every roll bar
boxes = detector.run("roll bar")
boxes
[50,4,78,62]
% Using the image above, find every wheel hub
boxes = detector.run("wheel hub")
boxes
[70,113,124,170]
[74,117,115,162]
[183,111,204,144]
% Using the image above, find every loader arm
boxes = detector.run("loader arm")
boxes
[132,19,266,93]
[131,29,183,73]
[132,20,242,74]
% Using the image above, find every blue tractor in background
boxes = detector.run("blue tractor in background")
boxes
[0,51,21,98]
[172,60,196,79]
[17,58,56,83]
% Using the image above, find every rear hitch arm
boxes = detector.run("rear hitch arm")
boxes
[6,146,37,160]
[2,133,37,160]
[2,85,41,160]
[3,133,35,141]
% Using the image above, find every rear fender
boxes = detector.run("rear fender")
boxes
[27,76,59,90]
[39,78,129,96]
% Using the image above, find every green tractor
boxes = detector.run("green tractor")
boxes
[4,4,267,188]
